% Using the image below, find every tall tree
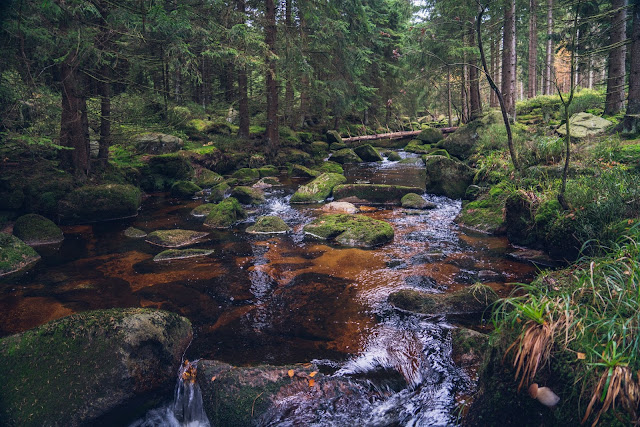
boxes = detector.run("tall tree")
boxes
[544,0,554,95]
[604,0,627,115]
[624,0,640,133]
[237,0,250,138]
[468,17,482,120]
[528,0,538,98]
[265,0,279,153]
[502,0,517,119]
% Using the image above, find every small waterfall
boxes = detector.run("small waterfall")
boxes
[130,360,211,427]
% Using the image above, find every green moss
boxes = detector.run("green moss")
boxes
[153,248,213,261]
[0,232,40,276]
[353,144,383,162]
[386,151,402,161]
[424,155,475,199]
[333,184,424,205]
[191,203,217,217]
[330,148,362,164]
[230,186,265,205]
[145,229,209,248]
[170,181,202,199]
[194,168,224,188]
[426,148,450,158]
[58,184,142,224]
[204,197,247,228]
[316,161,344,174]
[401,193,434,209]
[303,213,394,247]
[246,216,291,234]
[12,214,63,245]
[417,127,443,144]
[207,182,230,203]
[329,142,347,151]
[309,141,329,156]
[389,284,497,315]
[325,130,343,144]
[288,164,321,178]
[141,154,193,191]
[279,126,301,147]
[124,227,147,238]
[405,140,432,154]
[290,173,347,203]
[258,165,279,177]
[298,132,314,143]
[231,168,260,184]
[275,148,312,165]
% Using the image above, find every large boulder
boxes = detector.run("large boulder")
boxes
[416,127,443,144]
[353,144,383,162]
[135,132,184,154]
[303,214,394,247]
[246,216,291,234]
[58,184,142,224]
[332,184,424,205]
[141,154,194,192]
[203,197,247,228]
[230,186,265,205]
[232,168,260,184]
[436,111,501,160]
[0,308,192,426]
[556,112,613,138]
[424,155,475,199]
[12,213,64,245]
[330,148,363,164]
[194,168,224,188]
[290,173,347,204]
[325,130,343,144]
[0,232,40,276]
[170,180,202,199]
[401,193,435,209]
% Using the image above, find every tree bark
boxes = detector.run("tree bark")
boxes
[237,0,250,138]
[342,128,457,143]
[60,59,90,179]
[544,0,554,95]
[624,1,640,133]
[98,64,111,164]
[469,18,482,120]
[447,66,453,127]
[298,7,310,128]
[461,31,469,123]
[490,26,499,107]
[265,0,279,153]
[284,0,294,127]
[528,0,538,98]
[604,0,627,115]
[502,0,517,119]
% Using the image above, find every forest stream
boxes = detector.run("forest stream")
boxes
[0,152,538,425]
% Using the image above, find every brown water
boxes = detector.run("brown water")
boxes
[0,153,537,425]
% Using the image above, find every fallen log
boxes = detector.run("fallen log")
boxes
[342,127,458,143]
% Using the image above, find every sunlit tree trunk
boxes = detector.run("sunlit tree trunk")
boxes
[469,18,482,120]
[265,0,279,153]
[604,0,627,115]
[544,0,554,95]
[237,0,249,138]
[528,0,537,98]
[502,0,517,119]
[284,0,294,127]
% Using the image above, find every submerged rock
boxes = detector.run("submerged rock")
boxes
[124,227,147,238]
[321,201,358,214]
[333,184,424,205]
[58,184,142,224]
[424,155,475,199]
[353,144,383,162]
[0,308,192,426]
[0,232,40,276]
[556,112,613,138]
[388,284,497,316]
[145,229,209,248]
[290,173,347,204]
[246,216,291,234]
[12,213,64,245]
[401,193,435,209]
[153,248,214,261]
[203,197,247,228]
[303,214,394,247]
[230,186,265,205]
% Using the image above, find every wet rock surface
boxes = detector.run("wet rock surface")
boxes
[145,229,209,248]
[12,213,64,245]
[0,232,40,276]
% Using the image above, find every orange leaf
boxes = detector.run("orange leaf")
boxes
[287,369,294,378]
[211,376,217,382]
[308,379,315,387]
[308,371,317,378]
[577,353,586,360]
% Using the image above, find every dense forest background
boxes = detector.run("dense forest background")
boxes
[1,0,638,179]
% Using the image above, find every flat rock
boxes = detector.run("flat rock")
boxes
[153,248,214,261]
[303,214,394,247]
[246,216,291,234]
[321,201,358,214]
[333,184,424,205]
[290,173,347,204]
[145,229,209,248]
[124,227,147,238]
[556,112,613,138]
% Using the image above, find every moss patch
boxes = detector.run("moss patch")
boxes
[303,214,394,247]
[290,173,347,204]
[170,181,202,199]
[353,144,383,162]
[0,232,40,276]
[401,193,435,209]
[145,229,209,248]
[12,214,63,245]
[246,216,291,234]
[124,227,147,238]
[333,184,424,205]
[230,186,265,205]
[417,127,443,144]
[58,184,142,224]
[231,168,260,184]
[316,161,344,174]
[389,284,498,316]
[424,155,475,199]
[194,168,224,188]
[330,148,362,164]
[203,197,247,228]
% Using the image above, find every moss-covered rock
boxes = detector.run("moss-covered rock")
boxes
[404,140,432,154]
[417,127,443,144]
[12,214,63,245]
[191,203,217,218]
[134,132,184,154]
[329,142,348,151]
[303,214,394,247]
[556,112,613,138]
[194,168,224,188]
[290,173,347,204]
[203,197,247,228]
[436,113,499,160]
[246,216,291,234]
[231,168,260,184]
[456,185,510,234]
[275,148,312,166]
[124,227,147,238]
[353,144,383,162]
[230,186,265,205]
[451,327,490,370]
[325,130,343,144]
[401,193,435,209]
[388,284,497,316]
[207,182,230,203]
[289,164,321,178]
[426,148,450,158]
[316,161,344,174]
[309,141,329,156]
[424,155,475,199]
[170,180,202,199]
[504,191,537,246]
[145,229,209,248]
[0,309,191,426]
[141,154,193,192]
[258,165,279,177]
[386,151,402,161]
[333,184,424,205]
[330,148,362,164]
[58,184,142,224]
[153,248,214,261]
[0,233,40,276]
[185,119,232,137]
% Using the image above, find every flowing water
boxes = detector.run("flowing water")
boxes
[0,153,538,425]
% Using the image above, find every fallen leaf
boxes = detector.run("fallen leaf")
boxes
[309,371,317,378]
[288,369,294,378]
[211,376,216,382]
[308,379,315,387]
[577,353,586,360]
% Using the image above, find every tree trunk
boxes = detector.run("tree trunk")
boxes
[284,0,294,127]
[461,31,469,124]
[298,7,309,128]
[469,19,482,120]
[98,65,111,164]
[528,0,538,98]
[265,0,279,153]
[60,59,90,179]
[447,66,453,127]
[490,29,499,107]
[544,0,554,95]
[237,0,250,138]
[624,1,640,133]
[604,0,627,115]
[502,0,517,119]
